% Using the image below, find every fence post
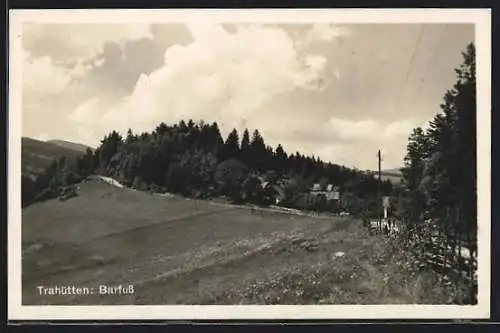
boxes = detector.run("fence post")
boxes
[456,207,462,277]
[468,223,475,303]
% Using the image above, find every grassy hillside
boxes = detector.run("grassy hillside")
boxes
[22,179,454,305]
[21,137,87,179]
[48,139,94,154]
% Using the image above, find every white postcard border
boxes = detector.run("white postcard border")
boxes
[8,8,492,320]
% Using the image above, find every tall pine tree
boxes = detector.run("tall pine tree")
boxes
[222,128,241,161]
[240,129,251,164]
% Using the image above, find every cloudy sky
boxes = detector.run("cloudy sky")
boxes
[21,22,474,170]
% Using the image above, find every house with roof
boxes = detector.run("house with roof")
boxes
[310,183,340,201]
[261,181,286,205]
[311,183,322,192]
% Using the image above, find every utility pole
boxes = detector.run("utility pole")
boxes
[377,149,382,231]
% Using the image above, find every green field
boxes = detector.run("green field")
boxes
[22,180,452,305]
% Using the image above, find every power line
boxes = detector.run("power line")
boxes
[410,24,448,105]
[392,25,425,114]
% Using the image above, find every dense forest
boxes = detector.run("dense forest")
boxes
[23,120,394,215]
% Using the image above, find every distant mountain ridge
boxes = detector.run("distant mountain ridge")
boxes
[48,139,94,153]
[382,168,402,176]
[367,168,403,184]
[21,137,89,179]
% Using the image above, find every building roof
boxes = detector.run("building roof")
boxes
[262,182,286,199]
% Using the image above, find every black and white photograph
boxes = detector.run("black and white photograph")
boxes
[8,9,491,320]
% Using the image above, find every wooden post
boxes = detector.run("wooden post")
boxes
[456,207,461,275]
[467,215,475,303]
[377,150,382,232]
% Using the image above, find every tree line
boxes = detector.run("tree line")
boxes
[395,42,477,303]
[23,120,393,214]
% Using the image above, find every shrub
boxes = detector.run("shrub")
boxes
[65,171,83,185]
[34,188,56,202]
[313,194,328,211]
[243,175,264,204]
[214,159,248,201]
[149,183,161,193]
[22,175,36,208]
[132,177,149,191]
[59,185,78,201]
[165,162,185,193]
[326,199,341,213]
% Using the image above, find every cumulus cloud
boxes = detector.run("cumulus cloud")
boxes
[305,23,351,43]
[23,23,157,97]
[383,120,415,138]
[24,22,467,170]
[23,51,74,98]
[22,23,169,143]
[261,116,418,169]
[68,97,102,124]
[23,23,153,62]
[64,23,419,169]
[264,116,417,150]
[328,118,378,141]
[22,23,159,108]
[333,68,341,80]
[72,23,336,138]
[328,117,416,142]
[322,118,417,169]
[304,54,327,71]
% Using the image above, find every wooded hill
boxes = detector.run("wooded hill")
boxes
[22,120,395,215]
